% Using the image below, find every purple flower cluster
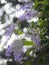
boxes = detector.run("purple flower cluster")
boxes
[5,40,23,62]
[31,30,40,46]
[31,30,40,50]
[17,3,38,21]
[4,1,39,63]
[5,24,15,36]
[18,3,38,20]
[19,10,38,21]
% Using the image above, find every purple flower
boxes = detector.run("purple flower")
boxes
[12,40,23,62]
[31,30,40,50]
[31,31,40,46]
[18,10,38,21]
[5,24,15,36]
[22,3,32,10]
[14,51,23,62]
[5,40,23,62]
[5,46,13,57]
[27,11,38,17]
[18,13,27,20]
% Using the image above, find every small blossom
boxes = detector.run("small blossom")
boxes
[14,51,23,62]
[5,46,13,57]
[31,29,40,51]
[5,24,15,36]
[22,3,33,10]
[31,29,40,46]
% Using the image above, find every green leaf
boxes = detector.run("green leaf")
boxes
[38,18,44,28]
[23,40,34,46]
[14,29,23,34]
[34,0,43,9]
[24,61,31,65]
[31,22,35,28]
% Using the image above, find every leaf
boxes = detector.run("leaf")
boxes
[24,61,31,65]
[38,18,45,28]
[31,22,35,28]
[23,40,34,46]
[14,29,23,34]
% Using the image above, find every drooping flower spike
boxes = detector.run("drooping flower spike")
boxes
[5,40,23,62]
